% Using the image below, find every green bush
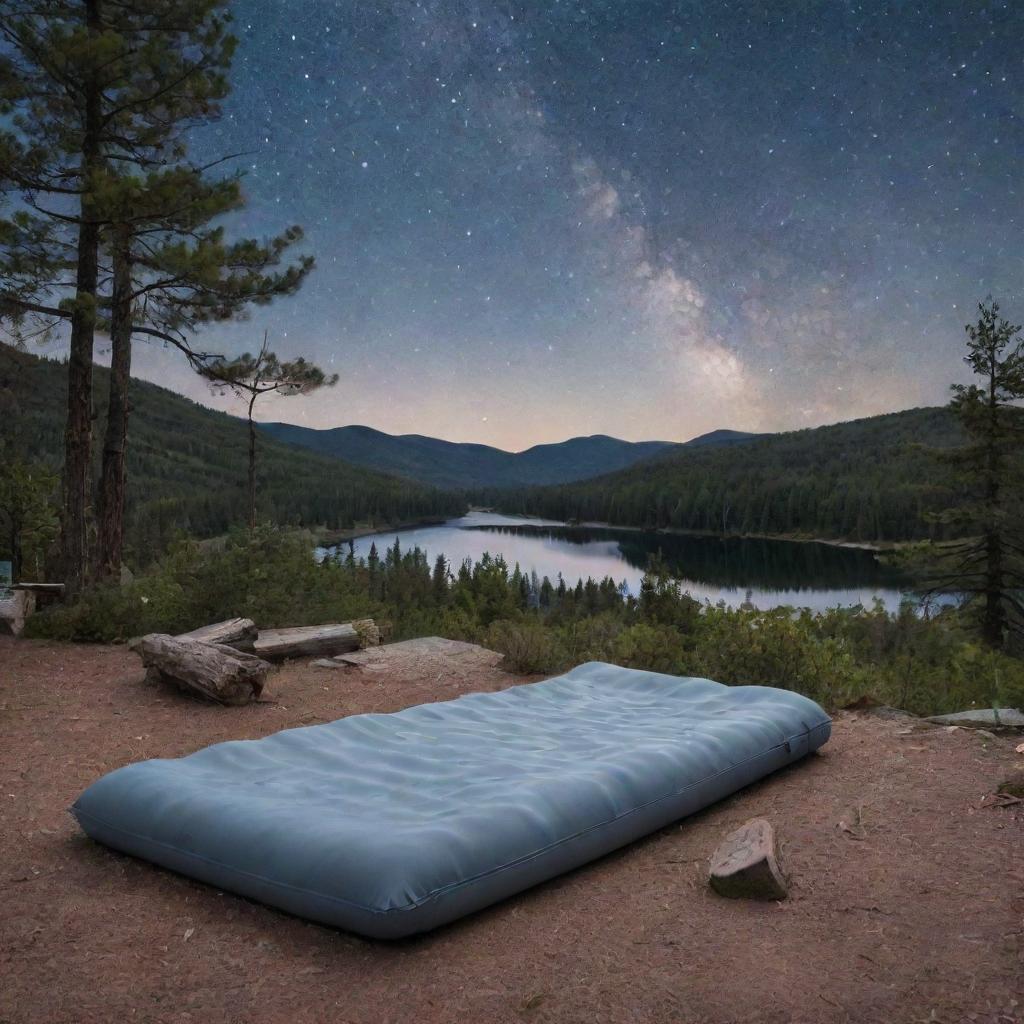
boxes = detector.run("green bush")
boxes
[25,526,1024,717]
[485,619,560,674]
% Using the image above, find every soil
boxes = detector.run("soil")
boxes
[1,635,1022,1024]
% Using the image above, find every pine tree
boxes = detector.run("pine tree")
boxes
[431,553,449,604]
[926,300,1024,648]
[198,335,337,530]
[94,167,313,578]
[0,457,59,581]
[0,0,235,593]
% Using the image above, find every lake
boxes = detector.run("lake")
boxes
[323,511,912,613]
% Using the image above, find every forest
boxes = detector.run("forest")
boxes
[478,407,974,543]
[0,343,462,566]
[26,524,1024,717]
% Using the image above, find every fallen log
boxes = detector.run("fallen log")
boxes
[178,617,258,652]
[254,622,361,661]
[137,633,271,705]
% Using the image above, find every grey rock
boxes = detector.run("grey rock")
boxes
[925,708,1024,729]
[709,818,788,901]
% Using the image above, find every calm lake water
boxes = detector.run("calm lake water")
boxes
[324,511,911,613]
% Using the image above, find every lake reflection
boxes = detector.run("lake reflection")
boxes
[324,511,909,612]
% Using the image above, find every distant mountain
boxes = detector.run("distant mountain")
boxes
[684,428,767,447]
[0,345,463,562]
[484,408,977,543]
[258,422,687,489]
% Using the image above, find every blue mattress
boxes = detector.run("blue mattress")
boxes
[72,662,830,938]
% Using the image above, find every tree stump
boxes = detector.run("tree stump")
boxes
[352,618,381,648]
[137,633,271,705]
[708,818,788,900]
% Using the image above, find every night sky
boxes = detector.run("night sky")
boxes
[126,1,1024,450]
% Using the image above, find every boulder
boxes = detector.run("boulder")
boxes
[709,818,788,901]
[0,589,36,636]
[926,708,1024,730]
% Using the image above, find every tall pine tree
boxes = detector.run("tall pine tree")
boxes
[0,0,235,593]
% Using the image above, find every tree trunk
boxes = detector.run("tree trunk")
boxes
[96,224,133,580]
[247,393,257,531]
[61,0,103,599]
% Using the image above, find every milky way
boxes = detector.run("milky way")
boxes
[125,1,1024,449]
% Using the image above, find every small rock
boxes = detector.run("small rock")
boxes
[997,769,1024,799]
[709,818,787,901]
[311,658,349,670]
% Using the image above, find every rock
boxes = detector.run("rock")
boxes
[137,633,271,705]
[333,636,503,670]
[925,708,1024,730]
[0,590,35,636]
[997,769,1024,799]
[709,818,788,901]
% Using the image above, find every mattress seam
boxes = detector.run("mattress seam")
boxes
[72,718,829,919]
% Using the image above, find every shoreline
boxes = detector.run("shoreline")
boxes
[315,515,457,548]
[317,508,923,555]
[493,512,903,553]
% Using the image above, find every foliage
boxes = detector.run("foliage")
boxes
[197,333,338,529]
[27,527,1024,716]
[0,0,241,594]
[2,343,463,563]
[479,407,974,543]
[918,299,1024,648]
[0,457,59,580]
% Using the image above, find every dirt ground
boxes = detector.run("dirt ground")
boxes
[1,635,1022,1024]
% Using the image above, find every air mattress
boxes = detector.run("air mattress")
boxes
[72,661,831,938]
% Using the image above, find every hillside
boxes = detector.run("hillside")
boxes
[258,422,684,489]
[0,345,462,562]
[482,408,976,543]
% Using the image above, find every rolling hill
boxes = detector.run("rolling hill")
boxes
[0,345,463,563]
[257,422,762,489]
[480,408,977,543]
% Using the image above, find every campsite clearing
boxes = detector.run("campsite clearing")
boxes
[1,635,1021,1024]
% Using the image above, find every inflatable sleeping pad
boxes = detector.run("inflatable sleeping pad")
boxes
[72,661,831,938]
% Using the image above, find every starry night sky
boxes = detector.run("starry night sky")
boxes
[128,0,1024,450]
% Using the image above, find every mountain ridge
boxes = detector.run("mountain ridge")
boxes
[258,421,763,489]
[0,345,463,561]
